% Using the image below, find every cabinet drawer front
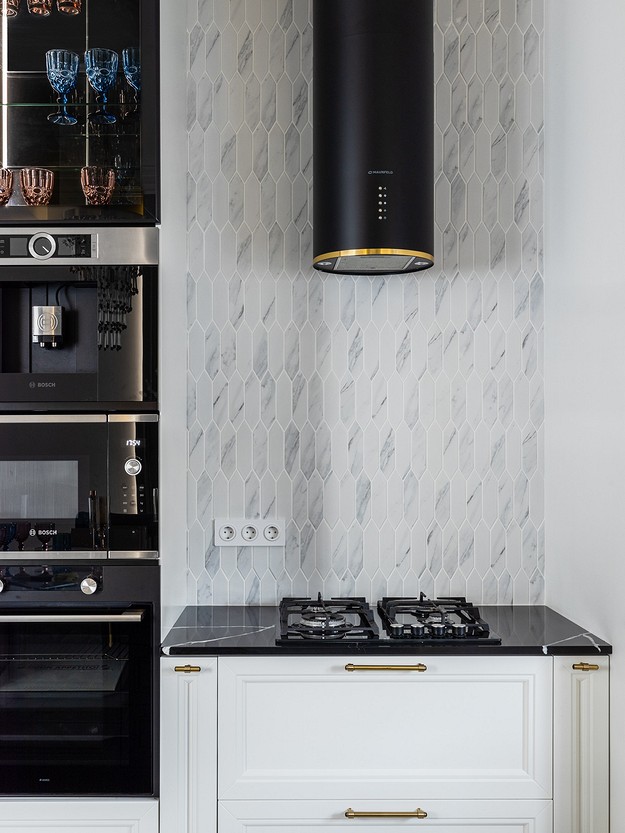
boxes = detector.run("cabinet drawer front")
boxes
[218,656,552,801]
[0,800,158,832]
[219,800,552,832]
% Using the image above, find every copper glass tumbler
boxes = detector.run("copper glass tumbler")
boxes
[80,166,115,205]
[20,168,54,206]
[57,0,80,13]
[27,0,51,13]
[0,0,21,16]
[0,169,13,206]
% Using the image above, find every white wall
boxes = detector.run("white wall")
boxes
[544,2,625,829]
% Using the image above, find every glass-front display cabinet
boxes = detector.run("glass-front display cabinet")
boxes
[0,0,158,224]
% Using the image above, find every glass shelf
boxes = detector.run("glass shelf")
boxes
[0,0,159,225]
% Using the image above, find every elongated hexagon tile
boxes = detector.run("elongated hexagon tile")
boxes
[185,0,544,605]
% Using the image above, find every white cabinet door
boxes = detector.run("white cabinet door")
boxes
[218,656,552,801]
[0,800,158,832]
[160,658,217,833]
[219,799,553,832]
[553,656,609,833]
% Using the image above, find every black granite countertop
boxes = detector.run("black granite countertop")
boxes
[161,604,612,656]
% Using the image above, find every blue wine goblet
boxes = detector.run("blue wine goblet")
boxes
[46,49,79,126]
[85,48,118,125]
[122,47,140,117]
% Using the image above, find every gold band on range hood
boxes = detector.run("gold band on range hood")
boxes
[313,248,435,274]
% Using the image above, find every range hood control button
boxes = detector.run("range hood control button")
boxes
[80,576,99,595]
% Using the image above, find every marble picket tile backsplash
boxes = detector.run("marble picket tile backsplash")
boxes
[185,0,545,605]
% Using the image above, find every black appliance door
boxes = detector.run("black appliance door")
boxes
[0,415,107,555]
[0,603,153,795]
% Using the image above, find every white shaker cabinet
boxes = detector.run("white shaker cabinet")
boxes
[219,799,553,832]
[160,652,609,833]
[0,800,158,832]
[217,655,552,802]
[554,656,610,833]
[160,658,217,833]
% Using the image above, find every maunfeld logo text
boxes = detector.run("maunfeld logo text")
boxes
[368,170,393,174]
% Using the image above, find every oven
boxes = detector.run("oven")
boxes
[0,413,158,559]
[0,561,159,796]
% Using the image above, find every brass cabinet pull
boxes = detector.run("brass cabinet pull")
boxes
[174,665,201,673]
[345,808,428,820]
[345,663,427,672]
[572,662,600,672]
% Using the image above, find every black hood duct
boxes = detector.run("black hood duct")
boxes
[312,0,434,276]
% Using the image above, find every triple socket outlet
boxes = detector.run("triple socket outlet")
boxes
[214,519,285,547]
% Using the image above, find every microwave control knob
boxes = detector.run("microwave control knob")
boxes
[28,233,57,260]
[124,458,142,476]
[80,576,99,595]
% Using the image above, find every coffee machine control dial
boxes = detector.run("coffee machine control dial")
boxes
[28,233,57,260]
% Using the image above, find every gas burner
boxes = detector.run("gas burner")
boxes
[277,593,379,644]
[378,593,501,645]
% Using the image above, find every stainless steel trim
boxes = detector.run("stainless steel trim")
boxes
[0,551,158,560]
[108,414,159,423]
[0,610,145,623]
[0,414,106,424]
[0,551,107,561]
[112,551,159,560]
[0,227,159,266]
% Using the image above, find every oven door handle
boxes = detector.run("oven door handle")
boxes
[0,609,145,623]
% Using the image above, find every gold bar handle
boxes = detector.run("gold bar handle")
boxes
[345,663,427,672]
[572,662,600,672]
[174,665,201,673]
[345,808,428,820]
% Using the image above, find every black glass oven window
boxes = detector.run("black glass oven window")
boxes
[0,607,153,795]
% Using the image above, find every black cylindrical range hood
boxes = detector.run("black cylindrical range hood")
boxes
[313,0,434,275]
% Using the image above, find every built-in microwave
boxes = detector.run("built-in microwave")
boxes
[0,414,157,559]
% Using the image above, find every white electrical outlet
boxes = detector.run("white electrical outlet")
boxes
[214,519,285,547]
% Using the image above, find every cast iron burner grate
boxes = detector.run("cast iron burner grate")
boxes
[276,593,379,644]
[377,593,501,645]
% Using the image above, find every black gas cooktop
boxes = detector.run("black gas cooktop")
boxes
[276,592,501,646]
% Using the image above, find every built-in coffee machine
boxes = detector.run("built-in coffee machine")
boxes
[0,226,157,409]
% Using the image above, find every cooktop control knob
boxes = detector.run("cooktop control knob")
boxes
[0,578,6,593]
[80,576,99,595]
[28,233,57,260]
